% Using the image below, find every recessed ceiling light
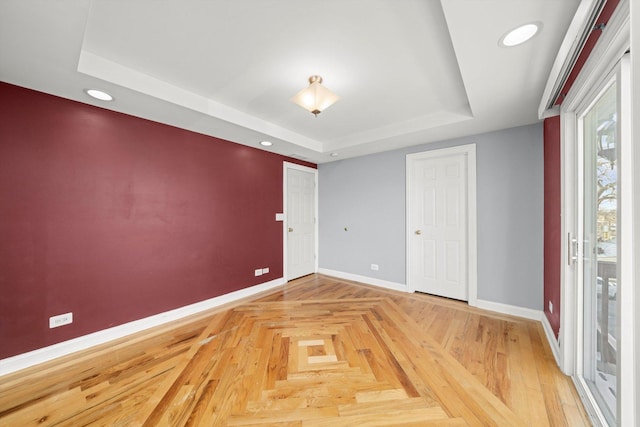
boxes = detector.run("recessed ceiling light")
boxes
[85,89,113,101]
[330,152,339,157]
[260,140,273,146]
[500,23,541,47]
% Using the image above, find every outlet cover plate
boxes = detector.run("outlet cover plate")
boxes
[49,312,73,328]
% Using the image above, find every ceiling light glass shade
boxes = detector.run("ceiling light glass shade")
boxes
[291,76,339,116]
[501,23,539,47]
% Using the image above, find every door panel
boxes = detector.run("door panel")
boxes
[423,240,436,279]
[286,167,316,280]
[423,188,436,226]
[410,152,468,300]
[445,241,460,282]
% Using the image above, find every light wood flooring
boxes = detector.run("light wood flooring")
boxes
[0,274,590,426]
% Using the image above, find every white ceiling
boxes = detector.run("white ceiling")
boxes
[0,0,580,163]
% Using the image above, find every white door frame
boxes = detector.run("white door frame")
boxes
[406,144,477,306]
[283,162,318,281]
[559,1,630,375]
[558,3,633,423]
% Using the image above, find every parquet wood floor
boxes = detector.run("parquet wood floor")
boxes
[0,274,590,426]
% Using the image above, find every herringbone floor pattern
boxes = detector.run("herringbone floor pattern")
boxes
[0,274,589,426]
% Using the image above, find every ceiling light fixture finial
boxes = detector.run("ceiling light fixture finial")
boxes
[291,75,339,117]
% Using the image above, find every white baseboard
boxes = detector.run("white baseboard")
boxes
[321,271,569,376]
[317,268,409,293]
[317,270,546,322]
[317,271,565,369]
[473,299,544,321]
[2,274,563,377]
[474,299,565,369]
[541,313,561,366]
[0,277,285,376]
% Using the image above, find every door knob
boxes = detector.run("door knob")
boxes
[414,230,422,235]
[288,227,293,232]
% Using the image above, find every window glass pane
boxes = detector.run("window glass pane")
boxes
[582,81,617,423]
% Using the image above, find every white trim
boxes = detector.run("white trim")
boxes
[560,110,578,375]
[540,105,561,120]
[317,268,409,293]
[573,376,610,426]
[0,277,285,376]
[467,146,478,308]
[561,0,630,111]
[283,162,319,281]
[542,314,562,367]
[319,268,545,323]
[320,270,560,368]
[617,53,636,427]
[474,299,543,322]
[558,2,633,421]
[405,144,477,306]
[632,0,640,416]
[538,0,604,117]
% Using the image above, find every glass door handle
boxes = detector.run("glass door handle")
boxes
[568,233,578,265]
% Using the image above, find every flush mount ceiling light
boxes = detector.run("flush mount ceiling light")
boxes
[500,23,541,47]
[291,75,339,117]
[260,140,273,146]
[85,89,113,101]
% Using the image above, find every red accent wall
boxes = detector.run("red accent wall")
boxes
[0,82,315,359]
[544,116,561,337]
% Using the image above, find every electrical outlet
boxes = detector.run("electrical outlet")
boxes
[255,269,263,276]
[262,267,270,274]
[548,301,553,313]
[49,312,73,328]
[370,264,379,271]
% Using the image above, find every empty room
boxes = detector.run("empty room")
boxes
[1,1,638,425]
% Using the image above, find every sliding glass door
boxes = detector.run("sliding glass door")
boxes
[579,79,618,424]
[558,4,632,420]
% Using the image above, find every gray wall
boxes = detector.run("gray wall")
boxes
[319,123,544,310]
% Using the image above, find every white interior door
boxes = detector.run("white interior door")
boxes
[408,148,472,301]
[285,165,316,280]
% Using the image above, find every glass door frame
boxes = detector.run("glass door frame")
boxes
[559,27,633,427]
[576,72,618,425]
